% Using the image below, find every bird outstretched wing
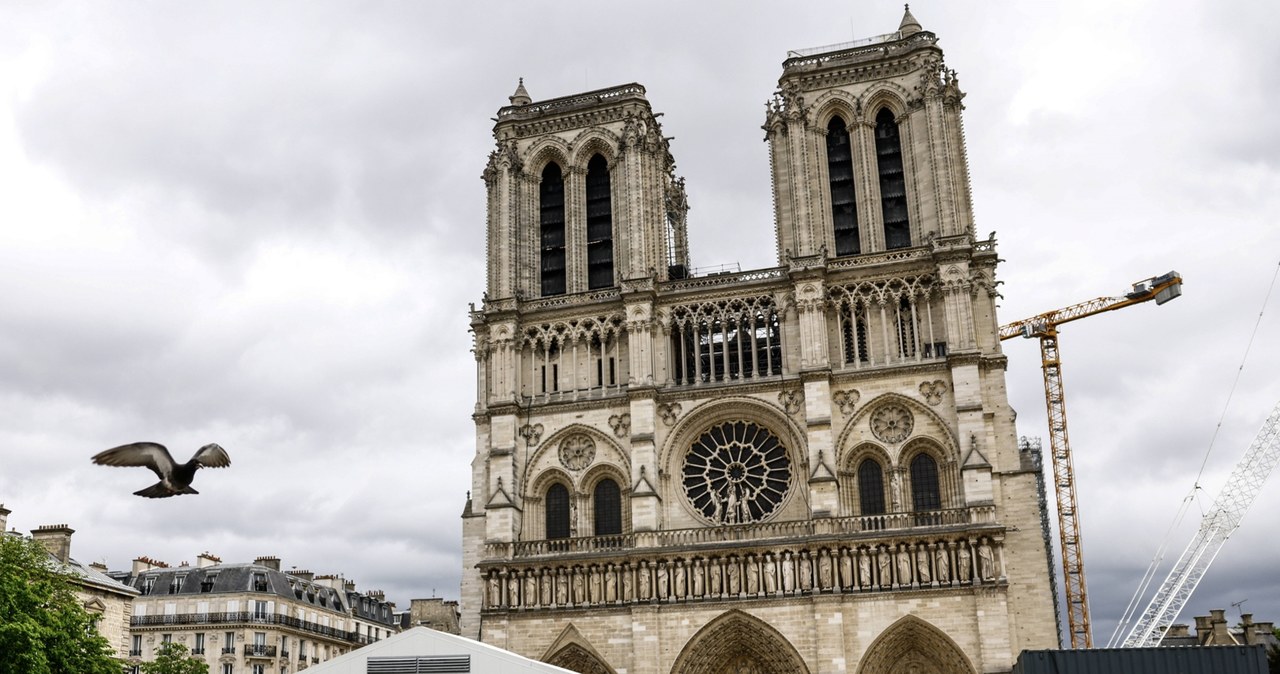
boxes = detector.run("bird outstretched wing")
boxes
[92,442,177,481]
[192,443,231,468]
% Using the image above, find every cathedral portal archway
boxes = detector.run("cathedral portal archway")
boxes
[856,615,976,674]
[670,610,809,674]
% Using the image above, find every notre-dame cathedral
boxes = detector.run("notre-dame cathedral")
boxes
[462,8,1058,673]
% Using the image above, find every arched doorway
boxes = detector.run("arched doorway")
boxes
[670,610,809,674]
[856,615,976,674]
[541,624,615,674]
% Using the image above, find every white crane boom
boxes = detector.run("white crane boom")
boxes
[1119,400,1280,647]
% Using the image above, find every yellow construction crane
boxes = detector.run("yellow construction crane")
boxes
[999,271,1184,648]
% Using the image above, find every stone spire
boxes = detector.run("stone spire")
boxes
[509,78,531,106]
[899,4,922,36]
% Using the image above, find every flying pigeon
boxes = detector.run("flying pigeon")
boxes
[91,442,231,498]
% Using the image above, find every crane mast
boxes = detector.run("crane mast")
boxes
[1118,401,1280,647]
[1000,271,1183,648]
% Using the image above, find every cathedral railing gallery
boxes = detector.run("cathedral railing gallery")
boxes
[478,504,1004,612]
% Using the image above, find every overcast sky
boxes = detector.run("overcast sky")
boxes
[2,0,1278,648]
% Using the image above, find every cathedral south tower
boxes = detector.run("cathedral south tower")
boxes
[462,9,1058,673]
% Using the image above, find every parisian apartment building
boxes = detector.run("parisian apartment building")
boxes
[110,553,399,674]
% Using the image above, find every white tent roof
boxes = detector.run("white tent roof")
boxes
[305,627,575,674]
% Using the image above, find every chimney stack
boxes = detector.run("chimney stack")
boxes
[196,552,221,568]
[31,524,74,564]
[1210,609,1231,644]
[292,569,314,581]
[1166,624,1190,638]
[254,556,281,571]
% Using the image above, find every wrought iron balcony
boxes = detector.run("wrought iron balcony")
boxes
[245,644,277,657]
[222,647,236,654]
[129,649,142,657]
[132,611,360,642]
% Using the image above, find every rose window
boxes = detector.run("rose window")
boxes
[682,421,791,525]
[870,403,914,444]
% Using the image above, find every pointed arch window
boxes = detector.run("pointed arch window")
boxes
[585,154,614,289]
[857,458,886,516]
[540,163,566,296]
[874,108,911,249]
[546,483,570,539]
[592,478,622,536]
[826,116,860,256]
[909,453,941,512]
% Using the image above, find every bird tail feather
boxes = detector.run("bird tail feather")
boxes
[134,484,174,498]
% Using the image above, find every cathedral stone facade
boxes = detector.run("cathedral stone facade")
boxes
[463,9,1058,674]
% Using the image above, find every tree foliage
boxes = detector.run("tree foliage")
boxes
[141,642,209,674]
[0,533,120,674]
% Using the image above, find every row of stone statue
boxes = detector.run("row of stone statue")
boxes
[484,537,1000,610]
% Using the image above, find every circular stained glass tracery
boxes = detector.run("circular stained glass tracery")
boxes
[683,421,792,525]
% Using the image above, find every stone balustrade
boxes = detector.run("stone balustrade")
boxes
[480,533,1004,612]
[486,505,995,561]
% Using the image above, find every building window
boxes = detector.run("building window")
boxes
[826,116,860,256]
[874,107,910,249]
[222,664,232,674]
[838,302,870,365]
[910,453,942,511]
[252,665,265,674]
[193,632,205,655]
[671,300,783,385]
[897,296,919,359]
[170,573,186,593]
[540,162,567,296]
[585,153,614,289]
[546,483,570,540]
[142,575,156,595]
[201,573,216,592]
[223,632,236,654]
[131,634,142,657]
[592,478,622,536]
[857,459,886,516]
[253,600,268,620]
[252,572,267,592]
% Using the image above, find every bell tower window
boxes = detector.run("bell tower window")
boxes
[585,154,614,289]
[826,116,860,256]
[857,458,886,516]
[593,478,622,536]
[909,453,941,512]
[540,163,566,296]
[874,108,911,249]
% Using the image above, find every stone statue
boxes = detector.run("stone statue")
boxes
[604,565,616,602]
[896,546,912,586]
[935,546,950,584]
[524,571,538,606]
[978,539,995,581]
[746,556,759,594]
[956,544,972,583]
[877,547,891,586]
[726,558,741,594]
[555,569,569,605]
[572,569,585,604]
[637,562,651,600]
[782,552,795,593]
[763,554,778,595]
[487,573,501,608]
[839,549,854,590]
[858,550,872,588]
[916,546,931,584]
[799,552,813,591]
[656,562,669,600]
[508,573,520,607]
[540,572,552,606]
[589,566,602,603]
[818,551,833,590]
[890,472,903,511]
[692,561,704,597]
[621,565,633,601]
[674,561,687,598]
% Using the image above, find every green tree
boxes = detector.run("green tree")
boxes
[0,533,120,674]
[141,642,209,674]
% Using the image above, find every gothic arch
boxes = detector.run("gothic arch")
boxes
[524,138,572,177]
[856,615,976,674]
[857,83,911,125]
[524,423,628,490]
[541,623,616,674]
[811,89,860,129]
[836,392,958,468]
[670,609,810,674]
[569,128,621,168]
[838,441,892,517]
